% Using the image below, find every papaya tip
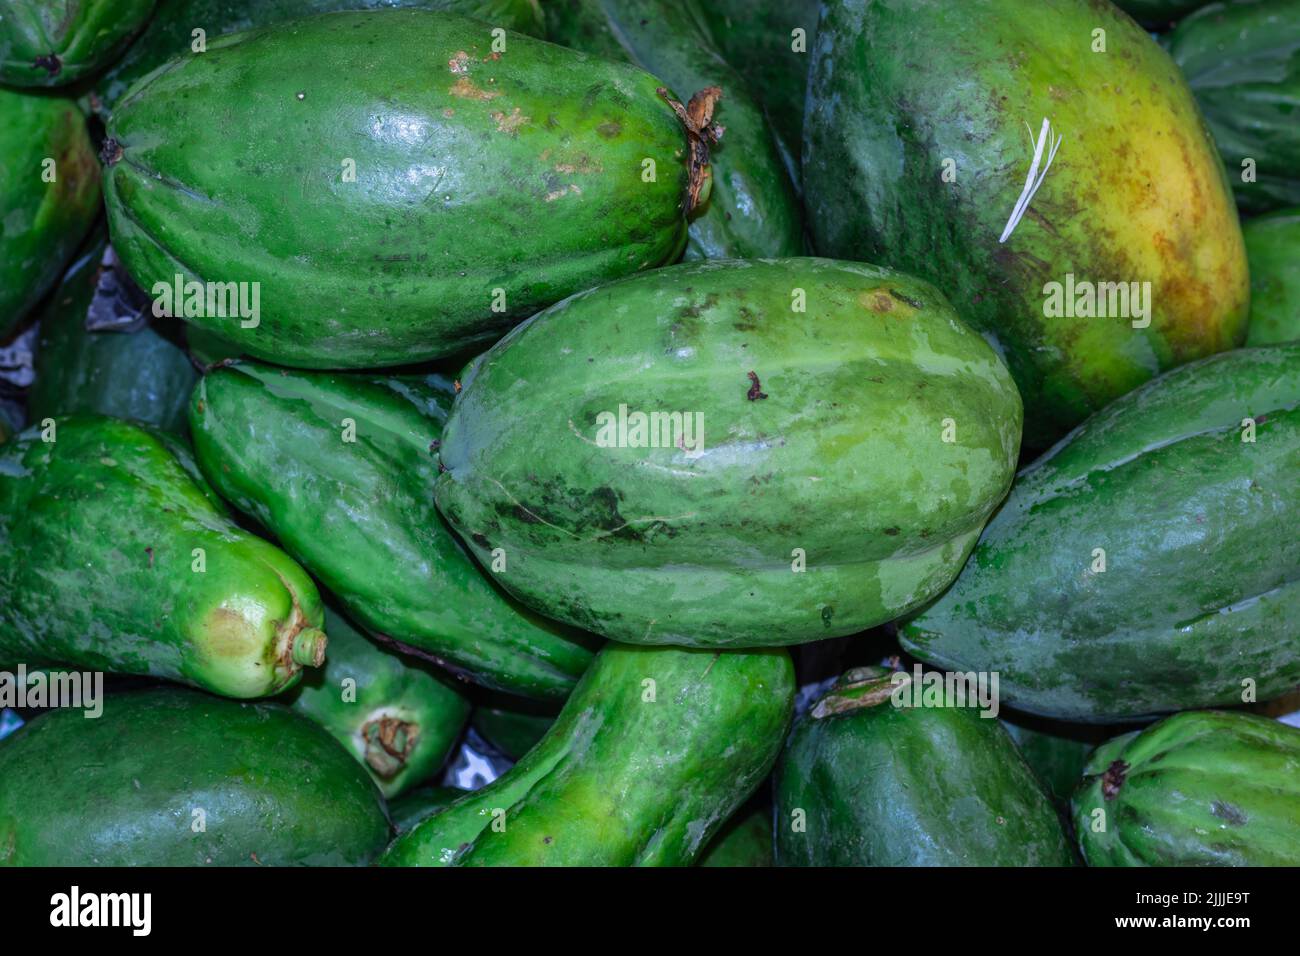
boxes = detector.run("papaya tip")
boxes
[291,627,328,668]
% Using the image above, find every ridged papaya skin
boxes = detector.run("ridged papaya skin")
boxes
[544,0,804,259]
[103,9,691,369]
[435,257,1023,647]
[0,0,156,86]
[0,416,328,698]
[902,345,1300,721]
[804,0,1249,447]
[89,0,545,112]
[774,669,1074,866]
[1073,711,1300,866]
[381,643,794,866]
[0,88,100,339]
[1244,209,1300,346]
[0,688,390,866]
[285,608,470,799]
[188,361,599,699]
[1170,0,1300,214]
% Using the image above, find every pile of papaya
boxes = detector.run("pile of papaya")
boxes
[0,0,1297,870]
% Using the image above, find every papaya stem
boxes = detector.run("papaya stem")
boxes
[658,86,724,217]
[290,627,327,667]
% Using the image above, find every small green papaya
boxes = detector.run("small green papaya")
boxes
[382,643,794,866]
[435,258,1022,647]
[189,361,598,699]
[103,9,698,369]
[1073,711,1300,866]
[902,345,1300,721]
[0,688,390,866]
[1244,209,1300,346]
[698,803,773,867]
[0,416,328,698]
[774,668,1075,866]
[471,692,558,760]
[285,608,470,798]
[0,87,100,339]
[387,786,468,835]
[0,0,156,86]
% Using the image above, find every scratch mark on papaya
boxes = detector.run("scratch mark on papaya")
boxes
[485,476,580,538]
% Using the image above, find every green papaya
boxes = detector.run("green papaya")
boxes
[1244,209,1300,346]
[382,643,794,866]
[805,0,1248,446]
[29,231,198,435]
[1170,0,1300,214]
[435,258,1023,648]
[0,0,156,86]
[388,786,468,834]
[471,692,558,759]
[285,608,470,798]
[774,668,1075,866]
[189,361,598,699]
[0,416,328,698]
[0,88,100,339]
[1114,0,1206,24]
[103,9,698,369]
[0,688,390,865]
[1003,718,1098,806]
[544,0,803,259]
[1073,711,1300,866]
[698,803,773,867]
[902,345,1300,721]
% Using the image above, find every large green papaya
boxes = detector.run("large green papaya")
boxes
[1244,209,1300,346]
[1073,711,1300,866]
[1170,0,1300,214]
[544,0,803,259]
[902,345,1300,721]
[189,361,598,699]
[285,608,470,798]
[103,9,698,369]
[0,88,100,339]
[435,258,1023,647]
[774,668,1074,866]
[805,0,1248,446]
[0,0,156,86]
[0,688,390,866]
[0,416,328,698]
[382,643,794,866]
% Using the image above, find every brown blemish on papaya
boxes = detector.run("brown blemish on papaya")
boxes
[100,138,123,166]
[33,53,61,76]
[448,51,470,74]
[861,290,895,313]
[1101,759,1128,800]
[597,121,622,139]
[554,156,603,174]
[746,371,767,401]
[145,546,154,568]
[449,77,498,100]
[490,108,529,134]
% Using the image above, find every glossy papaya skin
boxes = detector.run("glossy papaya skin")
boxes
[189,361,599,699]
[544,0,803,259]
[1170,1,1300,214]
[805,0,1249,447]
[774,669,1074,866]
[29,231,198,434]
[103,9,691,369]
[0,416,328,698]
[903,345,1300,721]
[471,692,558,760]
[382,643,794,866]
[1073,711,1300,866]
[698,804,772,867]
[0,0,156,86]
[0,88,100,339]
[388,786,467,834]
[0,688,390,866]
[285,608,470,798]
[435,258,1023,647]
[1244,209,1300,346]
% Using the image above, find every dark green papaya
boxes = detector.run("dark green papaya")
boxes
[0,0,156,86]
[774,668,1074,866]
[387,786,468,834]
[285,608,470,798]
[382,643,794,866]
[698,803,773,867]
[189,361,598,699]
[544,0,803,259]
[805,0,1248,446]
[29,230,198,434]
[0,416,328,698]
[1003,718,1098,806]
[0,688,390,866]
[1170,0,1300,214]
[1244,209,1300,346]
[471,692,558,759]
[1073,711,1300,866]
[0,88,100,338]
[434,258,1022,648]
[103,9,697,369]
[902,345,1300,721]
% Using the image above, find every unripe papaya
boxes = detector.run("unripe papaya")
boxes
[0,416,328,698]
[103,9,698,368]
[435,258,1023,647]
[1243,209,1300,346]
[381,643,794,866]
[0,0,156,86]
